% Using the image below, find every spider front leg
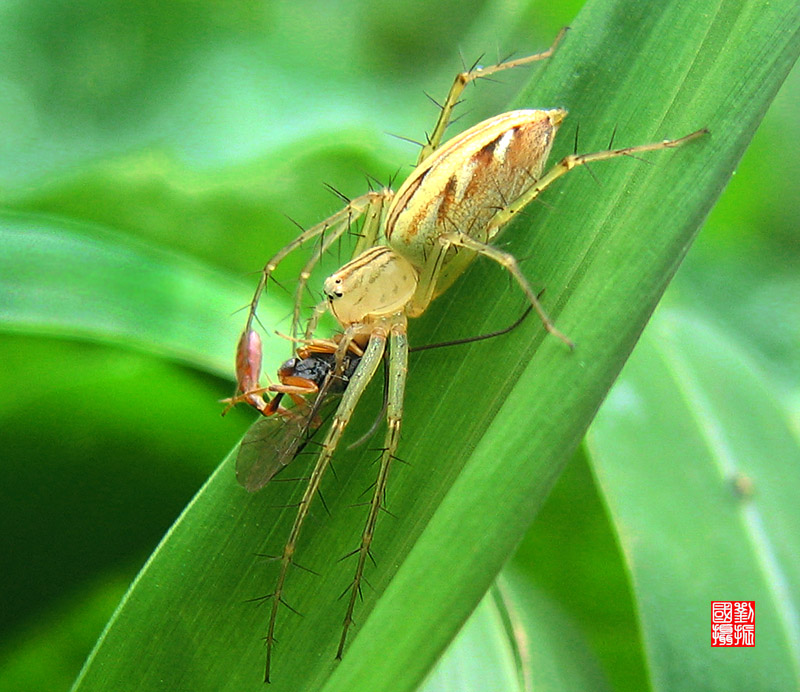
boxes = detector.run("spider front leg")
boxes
[243,190,391,349]
[290,189,392,342]
[337,321,408,658]
[418,27,567,164]
[263,326,387,683]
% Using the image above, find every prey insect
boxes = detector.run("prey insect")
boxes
[229,329,363,492]
[230,29,706,681]
[230,304,536,492]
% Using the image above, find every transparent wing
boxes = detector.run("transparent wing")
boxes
[235,413,314,493]
[234,344,359,493]
[234,373,347,493]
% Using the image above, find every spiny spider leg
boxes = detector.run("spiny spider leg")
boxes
[337,325,407,658]
[439,229,573,346]
[264,329,389,682]
[484,128,710,236]
[430,129,710,347]
[244,190,390,346]
[290,190,392,342]
[418,26,567,164]
[232,191,390,412]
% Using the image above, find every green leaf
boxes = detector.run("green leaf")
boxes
[0,212,257,378]
[421,575,608,692]
[420,587,523,692]
[67,1,800,691]
[509,445,649,692]
[587,309,800,691]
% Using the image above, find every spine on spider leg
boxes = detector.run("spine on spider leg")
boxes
[289,191,393,343]
[244,192,389,338]
[337,328,408,659]
[264,416,345,681]
[263,332,388,682]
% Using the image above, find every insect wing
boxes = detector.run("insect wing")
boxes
[235,413,310,493]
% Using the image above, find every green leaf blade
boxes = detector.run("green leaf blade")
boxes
[588,309,800,691]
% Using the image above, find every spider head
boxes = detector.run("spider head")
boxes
[323,245,418,327]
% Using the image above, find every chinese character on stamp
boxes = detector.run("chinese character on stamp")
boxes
[712,601,755,646]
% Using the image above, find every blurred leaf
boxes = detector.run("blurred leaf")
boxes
[0,334,249,643]
[68,1,800,691]
[0,573,129,692]
[2,139,398,276]
[587,309,800,691]
[0,212,253,377]
[0,0,559,189]
[421,576,608,692]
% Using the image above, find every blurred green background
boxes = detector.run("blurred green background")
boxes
[0,0,797,690]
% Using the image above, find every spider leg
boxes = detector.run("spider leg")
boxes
[418,28,567,164]
[351,187,392,257]
[410,129,708,346]
[336,321,407,659]
[244,191,390,339]
[484,129,708,238]
[291,191,392,343]
[263,327,388,683]
[439,230,573,348]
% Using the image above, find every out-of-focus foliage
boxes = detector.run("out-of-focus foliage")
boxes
[0,0,797,690]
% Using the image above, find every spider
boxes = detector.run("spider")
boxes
[230,29,706,681]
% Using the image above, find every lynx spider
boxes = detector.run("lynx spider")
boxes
[232,28,706,681]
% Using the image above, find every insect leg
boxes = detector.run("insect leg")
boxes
[337,321,408,659]
[418,27,567,164]
[222,329,275,414]
[263,328,387,682]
